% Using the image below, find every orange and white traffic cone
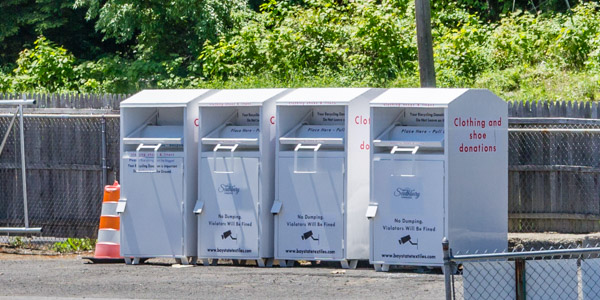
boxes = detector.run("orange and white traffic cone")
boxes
[84,181,124,263]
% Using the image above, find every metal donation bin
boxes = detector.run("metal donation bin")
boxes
[118,89,214,265]
[195,89,287,267]
[272,88,382,269]
[367,88,508,271]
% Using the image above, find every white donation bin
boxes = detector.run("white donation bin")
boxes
[272,88,382,269]
[368,88,508,271]
[195,89,287,267]
[119,89,213,265]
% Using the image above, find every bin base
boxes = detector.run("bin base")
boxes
[277,259,358,269]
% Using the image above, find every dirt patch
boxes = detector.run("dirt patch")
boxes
[509,232,600,250]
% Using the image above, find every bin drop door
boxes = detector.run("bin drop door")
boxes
[120,153,184,257]
[372,159,444,265]
[198,156,259,258]
[277,156,344,260]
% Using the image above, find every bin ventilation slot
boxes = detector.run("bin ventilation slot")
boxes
[373,126,443,149]
[280,125,344,145]
[202,125,259,146]
[123,125,183,145]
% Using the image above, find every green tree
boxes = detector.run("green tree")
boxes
[12,36,76,92]
[75,0,250,62]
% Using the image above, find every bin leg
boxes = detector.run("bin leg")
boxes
[179,257,190,266]
[210,259,218,266]
[124,258,132,265]
[340,260,358,269]
[279,260,294,267]
[257,259,266,268]
[340,260,349,269]
[266,258,274,268]
[381,264,390,272]
[278,260,288,267]
[349,260,358,269]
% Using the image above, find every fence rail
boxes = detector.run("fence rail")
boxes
[1,94,600,238]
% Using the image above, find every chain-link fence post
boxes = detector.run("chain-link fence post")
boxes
[443,237,452,300]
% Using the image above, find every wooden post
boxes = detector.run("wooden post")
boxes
[515,259,526,300]
[415,0,436,87]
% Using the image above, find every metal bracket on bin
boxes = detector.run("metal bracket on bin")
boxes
[193,201,204,215]
[116,198,127,213]
[271,201,282,214]
[293,143,321,174]
[135,143,162,173]
[391,146,419,177]
[213,143,239,173]
[366,204,378,219]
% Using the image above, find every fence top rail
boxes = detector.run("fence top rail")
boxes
[0,99,35,106]
[0,113,120,118]
[451,247,600,262]
[509,128,600,132]
[509,117,600,125]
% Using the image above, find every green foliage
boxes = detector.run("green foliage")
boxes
[74,0,248,61]
[52,238,96,253]
[201,0,417,85]
[3,0,600,101]
[8,236,27,248]
[12,36,76,92]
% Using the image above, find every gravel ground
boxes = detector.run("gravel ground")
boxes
[0,254,446,299]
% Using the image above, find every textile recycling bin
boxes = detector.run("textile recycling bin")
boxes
[118,89,214,265]
[195,89,288,267]
[367,88,508,271]
[271,88,383,269]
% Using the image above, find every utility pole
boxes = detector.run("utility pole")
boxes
[415,0,436,87]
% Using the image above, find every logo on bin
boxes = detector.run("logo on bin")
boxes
[218,184,240,195]
[393,188,420,199]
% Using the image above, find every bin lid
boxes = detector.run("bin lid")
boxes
[122,125,183,144]
[199,89,287,106]
[280,125,345,145]
[120,89,211,107]
[277,88,370,106]
[201,125,260,146]
[370,88,469,108]
[373,126,444,149]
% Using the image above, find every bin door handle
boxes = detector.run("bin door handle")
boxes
[213,143,239,173]
[271,201,282,214]
[193,201,204,215]
[390,146,419,155]
[366,204,378,219]
[293,143,321,174]
[116,198,127,214]
[135,143,162,173]
[390,146,418,177]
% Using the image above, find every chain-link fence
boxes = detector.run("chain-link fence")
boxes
[444,240,600,300]
[508,120,600,233]
[0,114,120,243]
[1,96,600,245]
